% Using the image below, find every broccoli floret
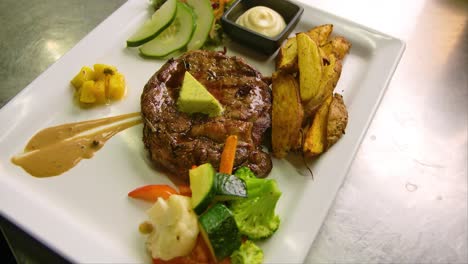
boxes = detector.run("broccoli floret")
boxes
[234,166,256,181]
[229,167,281,240]
[231,240,264,264]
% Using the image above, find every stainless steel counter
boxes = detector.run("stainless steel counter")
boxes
[1,0,466,263]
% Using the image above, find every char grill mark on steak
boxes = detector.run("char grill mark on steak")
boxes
[141,50,272,181]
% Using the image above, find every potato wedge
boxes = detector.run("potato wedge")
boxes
[327,93,348,148]
[307,24,333,46]
[271,71,304,158]
[277,37,298,71]
[277,24,334,72]
[297,33,322,102]
[303,53,342,118]
[303,95,333,156]
[324,54,342,89]
[321,36,351,60]
[273,24,351,159]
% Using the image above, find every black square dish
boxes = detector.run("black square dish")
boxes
[221,0,304,55]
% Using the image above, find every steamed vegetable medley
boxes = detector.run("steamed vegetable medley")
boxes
[128,136,282,263]
[127,0,229,57]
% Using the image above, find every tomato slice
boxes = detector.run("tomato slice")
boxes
[128,184,178,202]
[177,185,192,197]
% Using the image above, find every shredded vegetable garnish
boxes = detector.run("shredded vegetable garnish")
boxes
[212,0,229,20]
[203,0,232,47]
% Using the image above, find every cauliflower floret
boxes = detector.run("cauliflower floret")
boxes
[146,195,199,260]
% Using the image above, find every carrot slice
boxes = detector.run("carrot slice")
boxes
[215,0,225,20]
[128,184,178,202]
[219,135,238,174]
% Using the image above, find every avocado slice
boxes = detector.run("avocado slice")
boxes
[177,71,224,117]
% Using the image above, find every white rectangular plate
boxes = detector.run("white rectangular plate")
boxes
[0,0,404,263]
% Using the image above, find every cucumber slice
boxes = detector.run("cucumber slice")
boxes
[215,173,247,201]
[186,0,214,50]
[189,163,216,215]
[126,0,177,47]
[199,203,242,261]
[139,1,196,58]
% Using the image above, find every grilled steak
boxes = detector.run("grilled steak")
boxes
[141,50,272,181]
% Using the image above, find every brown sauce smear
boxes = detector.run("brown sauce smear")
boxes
[11,112,142,177]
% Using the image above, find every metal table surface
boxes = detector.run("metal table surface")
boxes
[0,0,466,263]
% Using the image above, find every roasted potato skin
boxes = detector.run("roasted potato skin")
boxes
[327,94,348,148]
[321,36,351,60]
[303,95,333,156]
[277,37,298,72]
[307,24,333,46]
[271,71,304,158]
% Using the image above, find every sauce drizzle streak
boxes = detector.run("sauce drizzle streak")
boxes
[11,112,142,178]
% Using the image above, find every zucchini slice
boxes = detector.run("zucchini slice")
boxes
[126,0,177,47]
[189,163,216,215]
[215,173,247,201]
[186,0,214,50]
[139,1,196,58]
[199,203,242,261]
